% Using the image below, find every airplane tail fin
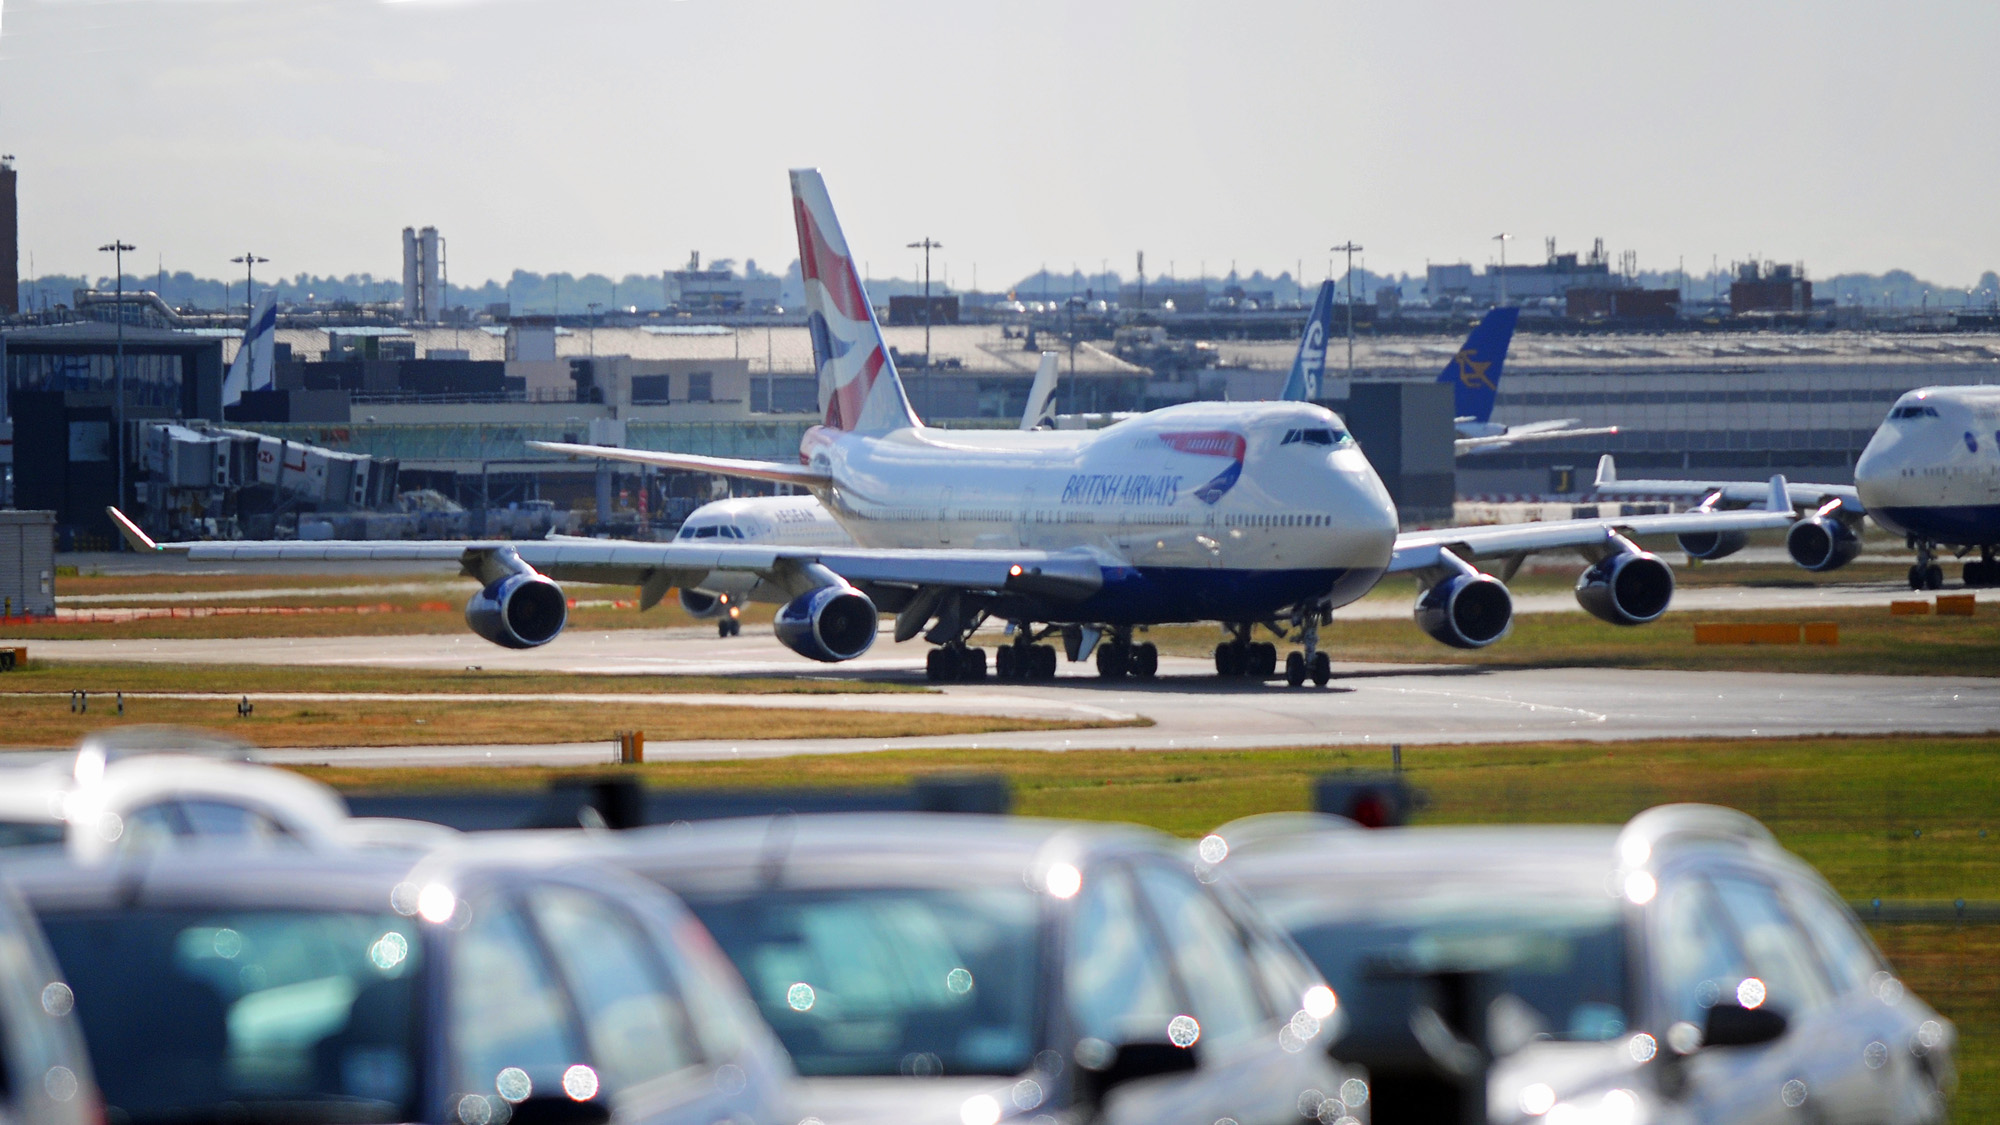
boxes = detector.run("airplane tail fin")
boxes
[222,291,278,407]
[790,169,921,434]
[1021,352,1059,430]
[1595,454,1617,487]
[1436,307,1520,423]
[1280,279,1337,401]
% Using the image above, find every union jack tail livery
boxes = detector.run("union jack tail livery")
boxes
[790,169,922,434]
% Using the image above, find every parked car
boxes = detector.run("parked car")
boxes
[1209,804,1955,1125]
[0,879,97,1125]
[603,812,1368,1125]
[7,847,797,1125]
[0,728,455,858]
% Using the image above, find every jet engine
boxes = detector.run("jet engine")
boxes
[1575,549,1674,626]
[1415,572,1514,649]
[679,588,724,618]
[1785,516,1862,572]
[773,584,878,663]
[1675,529,1748,561]
[465,573,569,649]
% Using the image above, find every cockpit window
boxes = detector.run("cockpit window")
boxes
[1281,428,1349,447]
[681,524,744,540]
[1891,405,1940,420]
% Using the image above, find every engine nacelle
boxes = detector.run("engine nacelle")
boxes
[1414,573,1514,649]
[679,588,724,619]
[1575,550,1675,626]
[773,584,878,663]
[465,573,569,649]
[1675,528,1748,561]
[1786,516,1862,572]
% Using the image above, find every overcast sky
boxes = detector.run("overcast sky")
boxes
[4,0,1997,290]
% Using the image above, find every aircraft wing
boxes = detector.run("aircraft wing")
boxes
[108,507,1103,602]
[526,440,832,488]
[1591,454,1862,512]
[1387,476,1798,573]
[1455,424,1620,453]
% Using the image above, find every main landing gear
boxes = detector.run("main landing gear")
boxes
[1092,628,1159,681]
[996,631,1060,681]
[1216,613,1332,687]
[925,643,988,683]
[1908,539,1944,590]
[1964,546,2000,588]
[716,616,742,638]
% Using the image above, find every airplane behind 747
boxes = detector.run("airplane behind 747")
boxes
[110,170,1793,686]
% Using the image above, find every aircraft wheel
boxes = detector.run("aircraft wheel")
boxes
[960,647,989,680]
[1925,564,1945,590]
[1035,644,1059,679]
[1310,651,1333,687]
[1131,643,1159,680]
[1096,641,1130,679]
[1285,651,1308,687]
[996,645,1017,679]
[925,648,958,683]
[1214,642,1246,677]
[718,620,731,638]
[1251,642,1278,679]
[1966,561,1993,588]
[1910,565,1924,590]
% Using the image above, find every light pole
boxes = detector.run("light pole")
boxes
[1493,232,1513,307]
[1330,241,1363,393]
[587,302,602,357]
[99,240,135,523]
[230,251,267,323]
[906,237,941,367]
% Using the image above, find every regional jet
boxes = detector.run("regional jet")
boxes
[110,170,1793,686]
[1597,385,2000,590]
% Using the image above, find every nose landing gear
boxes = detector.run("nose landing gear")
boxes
[1908,540,1944,590]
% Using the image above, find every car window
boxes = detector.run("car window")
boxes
[1066,864,1179,1045]
[451,896,586,1099]
[0,819,66,848]
[525,885,702,1089]
[179,801,301,845]
[1131,862,1268,1046]
[1709,874,1832,1014]
[38,907,423,1123]
[1781,883,1883,996]
[1654,876,1756,1027]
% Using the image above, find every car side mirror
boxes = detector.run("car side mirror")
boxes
[1702,1002,1788,1048]
[507,1096,613,1125]
[1075,1040,1199,1103]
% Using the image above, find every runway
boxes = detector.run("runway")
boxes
[16,624,1998,767]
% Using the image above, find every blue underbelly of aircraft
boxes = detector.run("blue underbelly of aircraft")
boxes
[998,565,1383,625]
[1872,504,2000,545]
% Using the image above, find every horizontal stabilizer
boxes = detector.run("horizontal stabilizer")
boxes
[527,441,833,487]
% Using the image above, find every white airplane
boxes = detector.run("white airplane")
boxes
[222,291,279,407]
[109,170,1793,686]
[1597,384,2000,591]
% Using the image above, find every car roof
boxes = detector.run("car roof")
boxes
[608,812,1176,895]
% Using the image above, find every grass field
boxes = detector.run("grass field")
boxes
[300,733,2000,1115]
[0,661,915,696]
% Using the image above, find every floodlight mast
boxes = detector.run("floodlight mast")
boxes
[906,237,942,368]
[98,240,135,527]
[1331,241,1363,393]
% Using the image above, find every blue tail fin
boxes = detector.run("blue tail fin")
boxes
[1435,307,1519,422]
[1280,280,1338,401]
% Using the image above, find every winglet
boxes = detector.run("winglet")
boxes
[106,507,161,552]
[1595,454,1617,487]
[1766,475,1790,513]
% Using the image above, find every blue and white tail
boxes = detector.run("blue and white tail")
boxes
[1435,307,1520,423]
[790,169,921,434]
[1280,280,1337,401]
[222,291,278,407]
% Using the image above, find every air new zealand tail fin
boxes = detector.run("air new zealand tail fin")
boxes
[790,169,922,434]
[1435,307,1520,423]
[1280,280,1337,401]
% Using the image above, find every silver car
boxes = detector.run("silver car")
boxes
[0,879,96,1125]
[1209,804,1954,1125]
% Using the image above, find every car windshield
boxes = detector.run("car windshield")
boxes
[39,907,424,1125]
[682,885,1042,1077]
[0,818,65,848]
[1267,892,1630,1045]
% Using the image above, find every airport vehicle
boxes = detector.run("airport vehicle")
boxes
[111,170,1792,684]
[0,880,97,1125]
[601,812,1365,1125]
[1596,385,2000,589]
[1209,805,1954,1125]
[9,848,797,1125]
[222,290,279,406]
[0,728,453,858]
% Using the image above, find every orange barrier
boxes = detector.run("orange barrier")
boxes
[1694,623,1806,645]
[1890,600,1931,616]
[1802,622,1840,645]
[1936,594,1977,616]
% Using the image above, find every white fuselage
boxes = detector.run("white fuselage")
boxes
[1855,385,2000,546]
